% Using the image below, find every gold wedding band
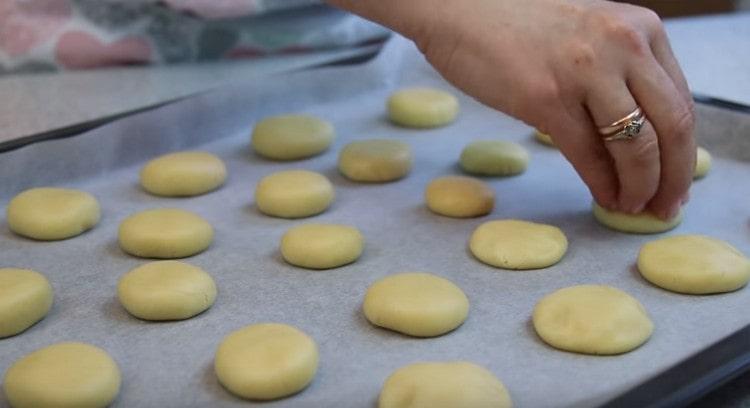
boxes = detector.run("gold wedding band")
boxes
[598,107,646,142]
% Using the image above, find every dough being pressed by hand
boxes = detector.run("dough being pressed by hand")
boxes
[281,224,364,269]
[460,140,529,176]
[7,187,100,240]
[425,176,494,218]
[592,202,682,234]
[140,151,227,197]
[338,139,412,182]
[470,220,568,269]
[0,268,53,338]
[3,342,121,408]
[215,323,318,400]
[363,272,469,337]
[694,146,712,179]
[118,208,213,258]
[255,170,334,218]
[117,260,217,320]
[379,362,512,408]
[638,235,750,294]
[534,130,555,147]
[533,285,653,355]
[388,87,459,128]
[251,114,334,160]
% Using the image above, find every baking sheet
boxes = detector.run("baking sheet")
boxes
[1,36,749,408]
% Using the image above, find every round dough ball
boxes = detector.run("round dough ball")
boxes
[3,342,121,408]
[0,268,53,338]
[534,130,555,147]
[338,139,412,182]
[117,260,217,320]
[425,176,494,218]
[533,285,653,355]
[592,202,682,234]
[140,151,227,197]
[281,224,364,269]
[638,235,750,294]
[694,146,712,179]
[255,170,334,218]
[363,272,469,337]
[460,140,529,176]
[470,219,568,270]
[215,323,318,400]
[118,208,213,258]
[379,362,512,408]
[388,87,459,128]
[6,187,100,240]
[251,114,334,160]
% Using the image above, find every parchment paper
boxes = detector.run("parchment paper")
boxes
[1,36,749,408]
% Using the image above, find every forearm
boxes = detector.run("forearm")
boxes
[325,0,443,40]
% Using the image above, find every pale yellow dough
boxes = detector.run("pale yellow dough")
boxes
[118,208,213,258]
[592,202,682,234]
[140,151,227,197]
[215,323,318,400]
[251,114,334,160]
[281,224,364,269]
[425,176,494,218]
[6,187,100,240]
[3,342,121,408]
[533,285,654,355]
[388,87,459,128]
[0,268,53,338]
[534,130,555,147]
[460,140,529,176]
[694,146,712,179]
[638,235,750,294]
[469,219,568,270]
[117,260,217,320]
[255,170,334,218]
[379,362,512,408]
[363,272,469,337]
[338,139,412,182]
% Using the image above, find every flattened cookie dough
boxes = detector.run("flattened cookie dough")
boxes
[379,362,512,408]
[118,208,213,258]
[388,87,459,128]
[694,146,712,179]
[255,170,334,218]
[363,272,469,337]
[638,235,750,294]
[251,114,334,160]
[118,260,217,320]
[533,285,653,355]
[0,268,53,338]
[3,342,121,408]
[460,140,529,176]
[281,224,364,269]
[470,220,567,270]
[338,139,412,182]
[592,202,682,234]
[534,130,555,147]
[425,176,494,218]
[215,323,318,400]
[140,151,227,197]
[7,187,100,240]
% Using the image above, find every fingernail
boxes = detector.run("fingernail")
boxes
[661,203,681,220]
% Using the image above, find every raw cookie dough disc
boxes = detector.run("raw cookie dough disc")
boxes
[592,202,682,234]
[3,342,121,408]
[215,323,318,400]
[140,151,227,197]
[281,224,364,269]
[118,208,213,258]
[533,285,653,355]
[379,362,512,408]
[534,130,555,147]
[255,170,334,218]
[363,272,469,337]
[0,268,53,338]
[469,219,568,270]
[694,146,712,179]
[387,87,459,128]
[6,187,100,240]
[251,114,334,160]
[117,260,217,320]
[425,176,494,218]
[338,139,412,182]
[460,140,529,176]
[638,235,750,294]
